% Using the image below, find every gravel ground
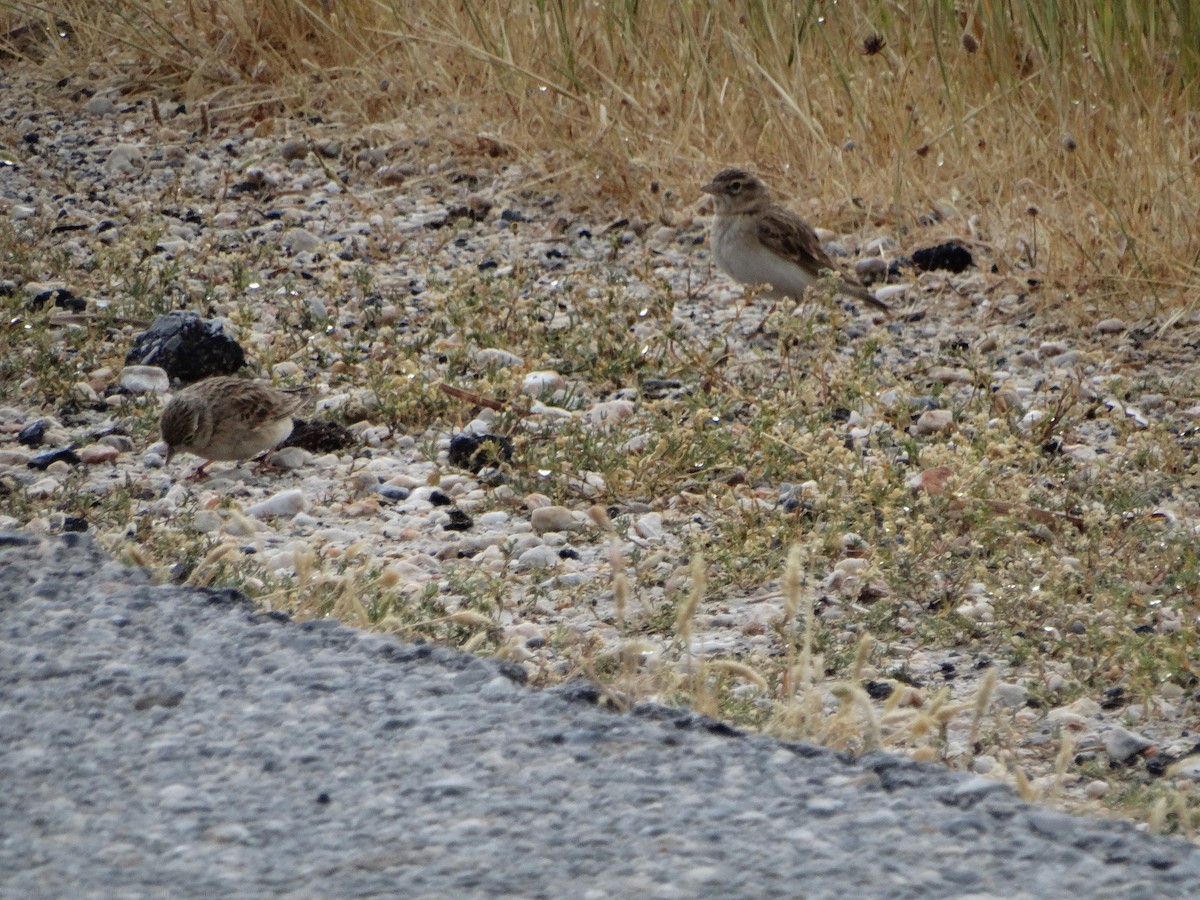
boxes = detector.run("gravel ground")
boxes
[3,530,1200,899]
[4,69,1200,835]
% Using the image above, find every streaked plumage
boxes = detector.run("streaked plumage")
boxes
[702,167,890,313]
[160,376,306,478]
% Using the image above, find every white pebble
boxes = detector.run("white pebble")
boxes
[587,399,635,428]
[516,545,561,570]
[530,506,581,534]
[247,489,309,519]
[992,682,1027,708]
[282,228,322,254]
[474,348,525,369]
[634,512,665,541]
[1083,780,1110,799]
[521,371,566,397]
[266,447,310,470]
[105,144,145,176]
[118,365,170,395]
[915,409,953,435]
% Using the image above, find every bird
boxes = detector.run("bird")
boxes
[701,167,891,320]
[159,376,307,478]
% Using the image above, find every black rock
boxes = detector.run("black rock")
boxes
[280,419,354,454]
[641,379,686,401]
[61,516,88,533]
[444,509,473,532]
[17,419,46,447]
[447,433,514,474]
[429,490,453,507]
[124,311,245,383]
[911,243,973,274]
[866,680,894,700]
[27,288,86,312]
[28,448,82,470]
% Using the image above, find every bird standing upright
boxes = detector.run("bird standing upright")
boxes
[701,167,890,316]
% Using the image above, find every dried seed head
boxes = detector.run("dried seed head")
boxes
[1027,204,1039,218]
[861,32,886,56]
[916,144,930,158]
[961,31,979,53]
[1061,134,1078,152]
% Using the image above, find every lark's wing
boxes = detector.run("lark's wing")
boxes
[757,206,891,312]
[244,384,308,422]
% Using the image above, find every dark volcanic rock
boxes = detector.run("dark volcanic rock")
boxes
[912,242,974,274]
[124,311,245,384]
[280,419,355,454]
[447,433,514,473]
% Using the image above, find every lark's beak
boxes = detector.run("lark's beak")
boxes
[700,181,717,195]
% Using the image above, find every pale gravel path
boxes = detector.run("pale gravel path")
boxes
[3,530,1200,899]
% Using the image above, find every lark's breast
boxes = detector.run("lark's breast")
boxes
[711,218,813,298]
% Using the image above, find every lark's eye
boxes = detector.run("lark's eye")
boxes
[729,180,743,192]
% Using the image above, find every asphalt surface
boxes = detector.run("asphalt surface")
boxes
[3,530,1199,899]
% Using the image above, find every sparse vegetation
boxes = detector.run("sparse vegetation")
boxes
[1,0,1199,842]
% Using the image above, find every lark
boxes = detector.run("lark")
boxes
[701,167,890,318]
[160,376,307,478]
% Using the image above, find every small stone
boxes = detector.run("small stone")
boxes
[925,367,973,385]
[282,228,322,254]
[70,382,100,404]
[972,755,997,775]
[992,388,1022,413]
[118,365,171,395]
[915,409,953,435]
[530,506,581,534]
[634,512,665,541]
[447,433,514,473]
[911,242,972,273]
[587,399,635,428]
[521,371,566,397]
[281,139,308,161]
[515,545,560,570]
[105,144,145,177]
[192,510,222,532]
[1105,726,1156,764]
[77,444,120,465]
[1038,341,1070,357]
[16,420,46,447]
[313,140,341,159]
[473,348,525,369]
[247,489,309,519]
[265,447,309,470]
[1095,318,1126,335]
[992,682,1027,708]
[306,297,329,320]
[84,96,117,116]
[854,257,889,283]
[1083,780,1110,799]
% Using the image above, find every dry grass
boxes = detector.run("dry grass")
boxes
[3,0,1199,320]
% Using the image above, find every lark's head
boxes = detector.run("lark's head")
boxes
[701,168,771,215]
[159,393,203,464]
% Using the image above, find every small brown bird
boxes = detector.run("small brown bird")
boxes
[160,376,307,478]
[701,167,891,316]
